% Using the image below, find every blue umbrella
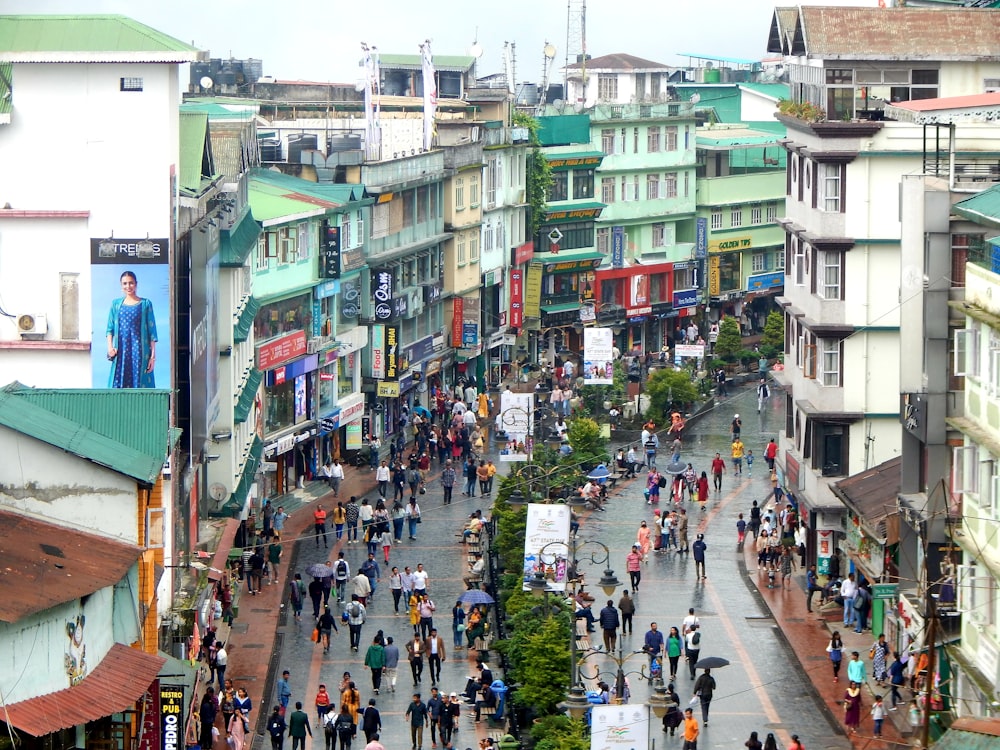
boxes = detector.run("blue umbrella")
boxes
[586,464,611,481]
[459,589,496,605]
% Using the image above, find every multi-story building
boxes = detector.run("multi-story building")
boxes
[564,53,677,108]
[767,4,1000,601]
[696,125,786,333]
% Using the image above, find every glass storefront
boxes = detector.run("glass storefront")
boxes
[318,363,338,417]
[265,377,311,434]
[255,293,311,341]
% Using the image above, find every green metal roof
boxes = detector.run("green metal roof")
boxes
[234,370,262,424]
[248,169,363,224]
[954,184,1000,227]
[179,111,211,195]
[181,101,259,120]
[0,382,172,484]
[540,302,580,314]
[0,15,199,63]
[537,114,592,146]
[378,54,475,71]
[233,296,260,344]
[219,437,263,516]
[221,207,262,268]
[0,63,10,124]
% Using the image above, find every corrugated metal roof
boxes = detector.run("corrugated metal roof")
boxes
[179,111,210,194]
[234,370,262,424]
[565,53,670,71]
[209,120,259,184]
[0,14,199,63]
[0,508,142,623]
[379,54,475,71]
[248,169,358,223]
[933,717,1000,750]
[774,6,1000,61]
[832,456,901,529]
[954,184,1000,225]
[221,208,262,268]
[0,382,171,484]
[0,643,164,736]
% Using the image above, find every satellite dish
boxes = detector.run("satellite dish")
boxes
[573,101,584,113]
[543,43,557,60]
[355,78,367,92]
[469,42,484,59]
[200,76,214,89]
[209,483,229,502]
[690,93,701,104]
[552,98,564,109]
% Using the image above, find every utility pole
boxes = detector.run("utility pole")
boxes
[920,594,937,749]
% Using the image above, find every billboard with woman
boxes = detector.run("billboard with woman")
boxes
[90,238,171,389]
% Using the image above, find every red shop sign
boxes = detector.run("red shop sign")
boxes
[509,269,524,330]
[258,331,307,370]
[452,297,464,348]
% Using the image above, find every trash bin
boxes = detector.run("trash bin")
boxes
[497,735,519,750]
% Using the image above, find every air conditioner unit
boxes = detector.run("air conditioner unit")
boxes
[17,313,47,336]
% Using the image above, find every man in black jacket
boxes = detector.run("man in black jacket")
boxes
[599,599,620,652]
[693,668,716,725]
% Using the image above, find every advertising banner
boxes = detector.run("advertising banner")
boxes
[628,272,649,309]
[257,331,307,370]
[452,297,464,347]
[695,216,708,259]
[137,679,161,750]
[509,269,524,330]
[499,391,533,445]
[91,238,171,389]
[590,704,649,750]
[522,503,571,593]
[674,344,705,366]
[524,264,543,318]
[384,324,399,381]
[372,268,395,322]
[611,226,625,268]
[817,529,834,576]
[320,222,341,279]
[371,325,385,379]
[583,327,614,385]
[159,684,185,750]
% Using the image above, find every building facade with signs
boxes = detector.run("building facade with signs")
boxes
[248,170,371,493]
[695,125,786,333]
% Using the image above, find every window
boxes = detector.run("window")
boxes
[820,339,841,386]
[469,234,479,261]
[546,221,596,251]
[731,206,743,227]
[646,174,660,200]
[417,186,428,223]
[664,172,678,199]
[766,203,778,222]
[652,223,666,248]
[952,444,981,494]
[774,250,785,271]
[601,177,616,203]
[486,158,500,207]
[355,211,365,246]
[457,233,466,265]
[665,126,678,151]
[621,176,639,202]
[255,233,272,271]
[297,223,312,260]
[402,190,415,229]
[455,178,466,211]
[954,327,980,378]
[818,250,841,299]
[794,238,806,286]
[710,210,723,230]
[596,227,610,255]
[751,253,766,273]
[120,77,144,92]
[647,126,661,153]
[573,169,595,200]
[549,172,568,202]
[820,163,842,212]
[484,223,494,254]
[598,74,618,100]
[633,128,639,154]
[278,226,296,264]
[751,205,762,225]
[470,174,480,207]
[684,171,690,198]
[601,128,616,155]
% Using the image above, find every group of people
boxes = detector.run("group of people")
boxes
[199,676,254,750]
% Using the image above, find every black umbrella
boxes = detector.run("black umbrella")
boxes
[663,459,687,475]
[694,656,730,669]
[306,563,334,578]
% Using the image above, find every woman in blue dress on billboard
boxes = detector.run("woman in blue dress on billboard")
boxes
[106,270,157,388]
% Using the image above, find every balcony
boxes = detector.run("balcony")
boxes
[442,140,484,171]
[590,101,695,122]
[361,150,445,192]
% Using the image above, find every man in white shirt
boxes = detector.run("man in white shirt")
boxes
[464,554,485,588]
[563,359,575,379]
[215,644,228,690]
[682,608,700,635]
[329,459,345,498]
[411,563,430,595]
[840,573,858,628]
[452,399,467,416]
[352,571,373,605]
[464,384,477,410]
[462,409,477,430]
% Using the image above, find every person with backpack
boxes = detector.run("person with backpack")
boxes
[685,625,702,679]
[360,554,381,599]
[853,585,872,633]
[267,705,287,750]
[317,606,340,654]
[334,553,351,604]
[364,637,386,695]
[344,596,367,652]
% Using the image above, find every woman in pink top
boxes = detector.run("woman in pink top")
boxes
[626,545,643,591]
[636,521,652,562]
[550,386,563,412]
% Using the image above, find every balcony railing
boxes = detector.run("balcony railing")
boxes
[361,150,445,192]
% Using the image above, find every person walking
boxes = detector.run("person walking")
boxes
[389,567,404,614]
[710,453,725,492]
[692,534,707,580]
[682,707,699,750]
[871,694,887,738]
[424,628,446,686]
[351,571,373,607]
[425,689,444,749]
[215,643,229,691]
[406,634,425,685]
[438,694,459,750]
[764,439,777,472]
[417,595,436,639]
[329,459,345,498]
[871,633,890,685]
[405,694,429,750]
[599,599,620,652]
[314,505,328,549]
[730,437,745,476]
[364,636,386,695]
[643,622,665,661]
[676,509,689,553]
[843,682,863,734]
[626,545,643,591]
[846,651,867,685]
[345,497,361,544]
[267,706,287,750]
[617,591,635,636]
[289,575,305,621]
[360,700,382,744]
[684,625,701,679]
[277,670,293,715]
[840,573,858,627]
[889,652,906,710]
[853,584,872,633]
[636,521,652,562]
[287,702,312,750]
[406,499,422,540]
[198,688,218,750]
[345,596,367,652]
[692,668,716,725]
[376,461,391,498]
[440,461,456,505]
[666,627,683,682]
[826,631,844,683]
[451,601,466,650]
[317,606,339,654]
[383,637,400,694]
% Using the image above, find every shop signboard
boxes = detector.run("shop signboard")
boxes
[590,705,649,750]
[159,684,185,750]
[672,288,698,309]
[405,335,436,366]
[258,331,307,370]
[452,297,464,347]
[611,226,625,268]
[746,271,784,292]
[372,268,394,321]
[137,680,161,750]
[709,235,752,253]
[816,529,834,575]
[629,273,650,308]
[583,327,614,385]
[384,324,399,381]
[524,264,543,318]
[695,217,708,259]
[709,255,721,296]
[340,278,361,320]
[509,268,524,329]
[371,325,385,379]
[512,240,534,266]
[542,258,603,274]
[346,422,363,449]
[522,502,571,593]
[377,382,400,397]
[462,323,478,347]
[320,222,341,279]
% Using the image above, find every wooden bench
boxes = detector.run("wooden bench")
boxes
[575,619,591,649]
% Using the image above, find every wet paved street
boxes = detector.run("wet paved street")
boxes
[251,384,852,750]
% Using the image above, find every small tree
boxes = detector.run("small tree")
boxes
[532,716,590,750]
[645,368,699,420]
[759,310,785,359]
[714,317,742,362]
[563,417,608,472]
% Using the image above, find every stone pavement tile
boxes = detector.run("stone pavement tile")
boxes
[740,542,908,749]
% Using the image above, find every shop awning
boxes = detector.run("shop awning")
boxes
[207,518,241,580]
[234,370,263,424]
[831,456,901,540]
[540,302,581,314]
[233,297,260,345]
[220,208,262,268]
[219,437,264,523]
[926,716,1000,750]
[542,201,607,224]
[531,249,606,268]
[0,644,164,737]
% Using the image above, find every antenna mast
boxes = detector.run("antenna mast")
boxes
[566,0,587,105]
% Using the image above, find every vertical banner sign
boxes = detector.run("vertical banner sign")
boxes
[611,226,625,268]
[499,391,534,445]
[522,503,571,593]
[524,264,543,318]
[384,324,399,382]
[583,327,615,385]
[695,216,708,259]
[371,325,385,379]
[372,268,394,322]
[90,238,171,389]
[590,705,649,750]
[509,269,524,330]
[137,679,161,750]
[452,296,464,348]
[817,529,834,575]
[709,255,721,296]
[321,222,341,279]
[159,684,185,750]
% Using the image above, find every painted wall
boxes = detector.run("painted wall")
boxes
[0,425,139,544]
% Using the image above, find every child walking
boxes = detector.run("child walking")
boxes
[871,695,886,738]
[736,513,747,547]
[745,450,754,477]
[380,529,393,564]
